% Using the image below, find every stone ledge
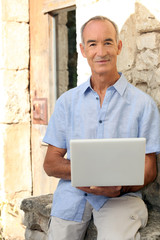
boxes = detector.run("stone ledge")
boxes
[20,194,160,240]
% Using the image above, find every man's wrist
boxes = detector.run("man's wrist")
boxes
[120,186,125,196]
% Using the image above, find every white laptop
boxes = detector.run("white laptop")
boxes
[70,138,146,187]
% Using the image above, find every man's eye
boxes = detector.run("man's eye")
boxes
[105,42,111,45]
[89,43,96,47]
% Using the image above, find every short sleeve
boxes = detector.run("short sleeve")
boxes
[43,96,66,149]
[139,98,160,154]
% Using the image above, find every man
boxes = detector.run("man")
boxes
[43,16,160,240]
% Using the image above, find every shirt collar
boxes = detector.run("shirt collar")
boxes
[82,72,128,97]
[81,78,93,94]
[112,73,128,97]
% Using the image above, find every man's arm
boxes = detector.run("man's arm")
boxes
[43,144,71,180]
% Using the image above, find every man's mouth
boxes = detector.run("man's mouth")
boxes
[95,59,110,63]
[94,57,111,63]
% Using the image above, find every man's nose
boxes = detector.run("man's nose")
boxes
[97,44,106,56]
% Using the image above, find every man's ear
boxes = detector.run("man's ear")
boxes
[117,40,122,55]
[80,43,86,58]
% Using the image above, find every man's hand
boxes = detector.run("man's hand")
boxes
[77,186,122,197]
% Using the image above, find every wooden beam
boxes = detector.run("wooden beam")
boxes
[43,0,76,14]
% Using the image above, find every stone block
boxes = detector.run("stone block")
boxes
[132,69,151,84]
[131,69,159,91]
[2,123,31,195]
[136,49,159,70]
[135,2,160,33]
[2,199,26,239]
[21,194,52,218]
[0,70,30,123]
[154,68,160,85]
[1,22,29,70]
[21,194,52,233]
[25,229,47,240]
[136,32,160,50]
[135,82,148,93]
[117,14,137,72]
[150,89,160,107]
[1,0,29,22]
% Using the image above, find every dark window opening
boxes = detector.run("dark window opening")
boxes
[67,10,77,90]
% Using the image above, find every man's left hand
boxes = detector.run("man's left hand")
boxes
[77,186,122,197]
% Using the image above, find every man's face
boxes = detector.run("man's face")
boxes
[80,20,122,76]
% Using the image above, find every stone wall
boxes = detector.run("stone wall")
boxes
[0,0,31,239]
[117,2,160,110]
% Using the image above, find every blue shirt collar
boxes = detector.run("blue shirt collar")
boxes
[82,72,128,97]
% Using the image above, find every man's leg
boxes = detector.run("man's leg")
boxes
[47,201,93,240]
[93,195,148,240]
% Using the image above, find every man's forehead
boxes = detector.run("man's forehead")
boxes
[84,19,114,31]
[83,20,116,42]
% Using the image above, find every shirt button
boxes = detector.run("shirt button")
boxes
[99,120,103,123]
[84,193,88,196]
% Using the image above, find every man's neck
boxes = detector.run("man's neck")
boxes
[91,71,120,93]
[90,71,120,107]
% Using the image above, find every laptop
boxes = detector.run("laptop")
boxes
[70,138,146,187]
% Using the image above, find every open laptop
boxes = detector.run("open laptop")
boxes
[70,138,146,187]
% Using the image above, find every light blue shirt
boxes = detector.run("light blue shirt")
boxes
[43,73,160,222]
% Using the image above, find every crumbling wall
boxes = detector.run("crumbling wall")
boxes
[118,3,160,110]
[0,0,32,239]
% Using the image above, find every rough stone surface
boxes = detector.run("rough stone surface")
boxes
[25,229,46,240]
[21,194,53,233]
[21,194,160,240]
[0,0,30,238]
[154,68,160,85]
[3,123,31,195]
[135,2,160,33]
[0,70,30,123]
[117,14,137,72]
[136,32,160,50]
[1,22,29,70]
[140,207,160,240]
[1,0,29,22]
[117,1,160,113]
[136,49,159,70]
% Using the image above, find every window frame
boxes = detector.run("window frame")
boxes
[43,0,76,14]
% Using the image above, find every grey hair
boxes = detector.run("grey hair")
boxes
[81,16,119,45]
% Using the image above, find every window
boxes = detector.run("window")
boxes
[52,9,77,98]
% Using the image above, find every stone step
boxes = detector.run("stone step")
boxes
[21,194,160,240]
